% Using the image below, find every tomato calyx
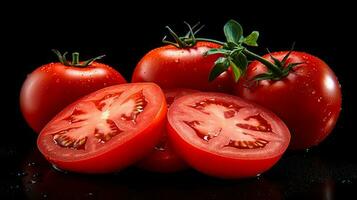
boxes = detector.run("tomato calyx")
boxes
[250,46,304,82]
[180,19,302,83]
[52,49,105,67]
[162,21,205,48]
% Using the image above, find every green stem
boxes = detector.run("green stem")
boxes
[242,49,283,75]
[165,26,187,48]
[72,52,80,65]
[195,38,226,46]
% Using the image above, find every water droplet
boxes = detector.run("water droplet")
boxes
[304,148,310,153]
[88,192,93,196]
[311,90,316,95]
[16,171,28,177]
[103,82,107,86]
[317,97,322,102]
[341,179,352,184]
[203,135,209,141]
[27,162,36,167]
[55,79,60,83]
[174,59,180,63]
[30,179,37,184]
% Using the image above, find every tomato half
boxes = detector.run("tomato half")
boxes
[235,51,342,149]
[167,93,290,179]
[132,42,234,93]
[137,88,198,173]
[20,60,126,133]
[37,83,167,173]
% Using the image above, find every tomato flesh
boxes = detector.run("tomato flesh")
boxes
[167,93,290,178]
[137,88,198,173]
[37,83,167,173]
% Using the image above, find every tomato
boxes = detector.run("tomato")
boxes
[137,88,198,173]
[20,51,126,133]
[37,83,167,173]
[167,92,290,179]
[132,42,234,93]
[235,51,342,149]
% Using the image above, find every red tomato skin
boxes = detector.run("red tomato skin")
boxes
[136,89,199,173]
[132,42,234,93]
[20,62,126,133]
[235,51,342,149]
[136,137,188,173]
[167,121,283,179]
[37,83,167,173]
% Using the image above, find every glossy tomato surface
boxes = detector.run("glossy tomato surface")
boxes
[20,62,126,133]
[37,83,167,173]
[167,92,290,179]
[132,42,234,93]
[235,51,342,149]
[137,88,198,173]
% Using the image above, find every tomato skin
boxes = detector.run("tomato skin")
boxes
[136,139,188,173]
[235,51,342,149]
[37,83,167,173]
[132,42,234,93]
[167,92,290,179]
[168,123,282,178]
[20,62,126,133]
[136,89,198,173]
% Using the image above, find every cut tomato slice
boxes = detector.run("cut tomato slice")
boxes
[167,92,290,178]
[37,83,167,173]
[137,88,199,173]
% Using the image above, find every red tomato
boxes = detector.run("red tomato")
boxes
[137,88,199,173]
[37,83,167,173]
[132,42,234,93]
[20,55,126,133]
[167,92,290,179]
[235,51,342,149]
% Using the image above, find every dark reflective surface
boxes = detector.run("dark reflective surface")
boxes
[0,142,355,199]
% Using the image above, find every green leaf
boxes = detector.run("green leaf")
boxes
[224,19,243,45]
[204,48,231,56]
[229,61,242,82]
[281,42,295,65]
[209,57,230,81]
[232,53,248,72]
[243,31,259,46]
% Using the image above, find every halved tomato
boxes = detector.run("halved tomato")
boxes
[37,83,167,173]
[137,88,198,173]
[167,93,290,179]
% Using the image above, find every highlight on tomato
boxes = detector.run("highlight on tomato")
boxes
[37,83,167,173]
[167,92,290,178]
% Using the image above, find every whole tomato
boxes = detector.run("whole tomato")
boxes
[20,50,126,133]
[235,51,342,149]
[132,41,234,93]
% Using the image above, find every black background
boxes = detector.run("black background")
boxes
[2,2,357,199]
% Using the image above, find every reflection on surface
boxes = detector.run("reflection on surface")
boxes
[15,148,356,199]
